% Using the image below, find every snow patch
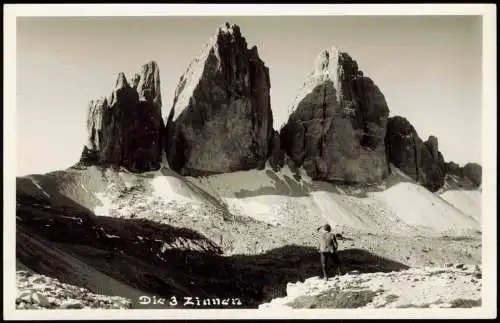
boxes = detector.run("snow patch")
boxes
[94,192,114,216]
[187,165,312,198]
[311,190,374,230]
[160,151,170,169]
[440,190,482,222]
[150,176,196,201]
[29,176,51,198]
[225,196,283,225]
[183,166,479,233]
[374,182,479,231]
[156,253,166,262]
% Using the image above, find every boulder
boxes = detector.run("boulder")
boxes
[165,23,274,176]
[279,47,390,183]
[80,61,164,172]
[31,292,50,307]
[61,300,84,309]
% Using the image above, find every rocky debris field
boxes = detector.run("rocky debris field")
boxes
[16,167,482,310]
[259,263,482,309]
[16,269,133,309]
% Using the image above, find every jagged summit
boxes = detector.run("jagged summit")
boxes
[80,60,164,172]
[130,73,140,89]
[280,46,389,183]
[283,46,358,125]
[217,21,241,37]
[136,60,162,109]
[386,116,446,192]
[114,72,129,90]
[171,23,254,122]
[166,22,273,176]
[313,46,341,76]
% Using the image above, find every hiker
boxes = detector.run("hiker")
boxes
[316,224,342,280]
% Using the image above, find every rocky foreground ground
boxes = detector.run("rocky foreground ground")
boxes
[16,269,132,310]
[15,167,482,310]
[17,262,482,310]
[259,264,482,309]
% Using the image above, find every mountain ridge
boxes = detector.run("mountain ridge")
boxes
[77,23,481,192]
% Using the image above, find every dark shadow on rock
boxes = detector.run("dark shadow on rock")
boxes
[16,175,95,214]
[17,190,409,309]
[221,245,408,308]
[233,170,314,198]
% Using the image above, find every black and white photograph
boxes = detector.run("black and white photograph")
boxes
[3,4,497,320]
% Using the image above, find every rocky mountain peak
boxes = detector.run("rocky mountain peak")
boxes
[443,161,482,190]
[137,60,162,109]
[280,46,389,183]
[313,47,341,77]
[425,135,439,159]
[386,116,446,192]
[130,73,140,89]
[114,72,130,90]
[79,61,164,172]
[165,23,273,176]
[217,22,242,38]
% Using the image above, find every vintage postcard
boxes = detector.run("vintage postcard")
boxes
[3,3,497,320]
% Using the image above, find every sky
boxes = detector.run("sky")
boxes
[16,15,483,176]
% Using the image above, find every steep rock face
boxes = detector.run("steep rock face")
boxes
[445,161,463,177]
[385,116,445,192]
[280,48,390,183]
[420,136,446,192]
[444,162,482,189]
[443,162,481,190]
[80,61,164,172]
[165,23,273,176]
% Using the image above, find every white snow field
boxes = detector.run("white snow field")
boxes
[439,189,482,222]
